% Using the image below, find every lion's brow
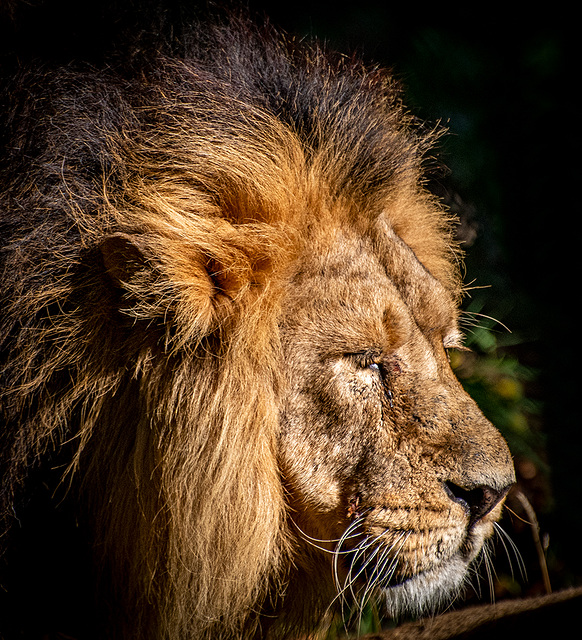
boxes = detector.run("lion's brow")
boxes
[378,232,459,340]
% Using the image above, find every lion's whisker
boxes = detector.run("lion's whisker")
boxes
[330,530,375,623]
[466,554,484,601]
[336,534,369,598]
[290,518,363,546]
[346,538,382,603]
[331,517,369,608]
[358,545,389,614]
[331,538,369,624]
[352,531,411,636]
[459,310,512,334]
[331,527,411,635]
[300,534,359,555]
[494,522,527,583]
[291,519,362,555]
[481,539,496,604]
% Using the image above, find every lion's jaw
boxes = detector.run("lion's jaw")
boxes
[380,515,499,617]
[278,222,515,621]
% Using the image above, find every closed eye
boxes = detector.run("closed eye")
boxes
[350,351,383,371]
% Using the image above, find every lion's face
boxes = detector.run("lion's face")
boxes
[278,220,515,616]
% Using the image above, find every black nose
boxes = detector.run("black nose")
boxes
[444,481,512,525]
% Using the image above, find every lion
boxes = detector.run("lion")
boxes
[0,7,515,640]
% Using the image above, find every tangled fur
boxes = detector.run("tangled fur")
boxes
[0,6,514,639]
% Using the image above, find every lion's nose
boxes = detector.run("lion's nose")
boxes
[444,481,512,526]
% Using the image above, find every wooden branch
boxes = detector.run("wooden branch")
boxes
[362,586,582,639]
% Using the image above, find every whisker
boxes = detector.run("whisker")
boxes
[332,529,408,636]
[358,531,409,618]
[290,518,364,555]
[330,542,371,631]
[331,517,368,612]
[357,544,390,620]
[337,534,375,604]
[459,310,512,334]
[375,531,409,589]
[299,534,359,555]
[466,554,484,600]
[346,539,383,603]
[350,538,392,600]
[494,522,528,583]
[356,565,382,634]
[355,531,411,635]
[346,537,387,633]
[482,539,497,604]
[290,517,363,545]
[325,517,413,635]
[329,518,383,623]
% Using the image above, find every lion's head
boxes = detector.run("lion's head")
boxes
[277,218,514,630]
[0,9,514,640]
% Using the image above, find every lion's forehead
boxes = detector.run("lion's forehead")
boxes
[284,226,459,355]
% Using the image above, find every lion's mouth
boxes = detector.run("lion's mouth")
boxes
[336,539,473,618]
[333,520,487,618]
[338,532,412,589]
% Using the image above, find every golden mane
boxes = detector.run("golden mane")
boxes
[0,13,462,639]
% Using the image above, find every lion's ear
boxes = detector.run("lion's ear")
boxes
[99,232,151,286]
[98,231,270,338]
[99,232,215,338]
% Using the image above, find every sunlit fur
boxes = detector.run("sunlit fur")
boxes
[0,11,512,640]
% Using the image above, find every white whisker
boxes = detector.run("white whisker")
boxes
[357,530,410,628]
[346,539,381,603]
[330,517,368,614]
[459,310,512,334]
[482,539,497,603]
[290,518,362,545]
[494,522,527,583]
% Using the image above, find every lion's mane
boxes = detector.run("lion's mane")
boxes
[0,9,461,639]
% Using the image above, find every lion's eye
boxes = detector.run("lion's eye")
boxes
[351,352,383,372]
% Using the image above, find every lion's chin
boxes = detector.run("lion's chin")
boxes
[382,527,490,619]
[384,517,497,617]
[382,553,467,618]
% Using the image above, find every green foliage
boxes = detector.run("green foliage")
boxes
[453,299,547,476]
[323,601,383,638]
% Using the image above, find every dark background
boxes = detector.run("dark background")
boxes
[1,0,579,603]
